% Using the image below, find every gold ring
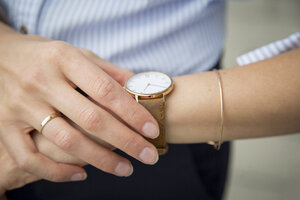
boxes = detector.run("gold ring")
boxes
[39,113,61,134]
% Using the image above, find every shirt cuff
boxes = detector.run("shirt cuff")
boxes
[236,32,300,66]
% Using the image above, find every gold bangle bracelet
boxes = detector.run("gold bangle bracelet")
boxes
[208,69,224,150]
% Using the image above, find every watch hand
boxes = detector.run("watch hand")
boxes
[143,83,151,92]
[149,83,167,89]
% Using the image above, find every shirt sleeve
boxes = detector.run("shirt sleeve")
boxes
[236,32,300,66]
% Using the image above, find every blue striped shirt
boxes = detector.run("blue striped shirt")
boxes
[1,0,297,74]
[0,0,226,76]
[237,32,300,66]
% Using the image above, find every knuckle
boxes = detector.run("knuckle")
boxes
[129,106,143,122]
[45,41,71,62]
[92,77,114,99]
[53,129,74,151]
[122,135,143,153]
[81,108,102,132]
[97,155,112,172]
[80,48,94,57]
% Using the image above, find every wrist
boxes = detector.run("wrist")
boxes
[165,72,220,144]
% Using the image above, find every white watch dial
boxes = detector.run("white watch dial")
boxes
[125,72,172,95]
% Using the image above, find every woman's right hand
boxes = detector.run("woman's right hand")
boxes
[0,139,38,198]
[0,23,159,181]
[0,128,86,198]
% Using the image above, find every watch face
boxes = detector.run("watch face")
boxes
[125,71,173,96]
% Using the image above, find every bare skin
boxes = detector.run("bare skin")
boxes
[165,48,300,143]
[1,19,300,199]
[0,129,85,197]
[0,21,160,183]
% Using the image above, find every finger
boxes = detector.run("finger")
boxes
[80,48,134,85]
[18,173,40,188]
[46,83,159,164]
[0,140,40,192]
[61,52,159,139]
[31,130,86,166]
[1,126,87,182]
[25,106,134,177]
[65,116,116,150]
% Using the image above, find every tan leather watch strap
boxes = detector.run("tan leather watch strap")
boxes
[137,97,168,155]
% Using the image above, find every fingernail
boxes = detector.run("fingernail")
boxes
[115,161,133,177]
[70,172,87,181]
[139,147,159,164]
[142,122,159,138]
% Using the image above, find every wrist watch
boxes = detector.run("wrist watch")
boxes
[124,71,174,155]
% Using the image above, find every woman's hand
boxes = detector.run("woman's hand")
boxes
[0,127,88,197]
[0,114,108,197]
[0,23,160,181]
[0,139,38,197]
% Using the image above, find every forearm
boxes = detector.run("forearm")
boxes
[166,48,300,143]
